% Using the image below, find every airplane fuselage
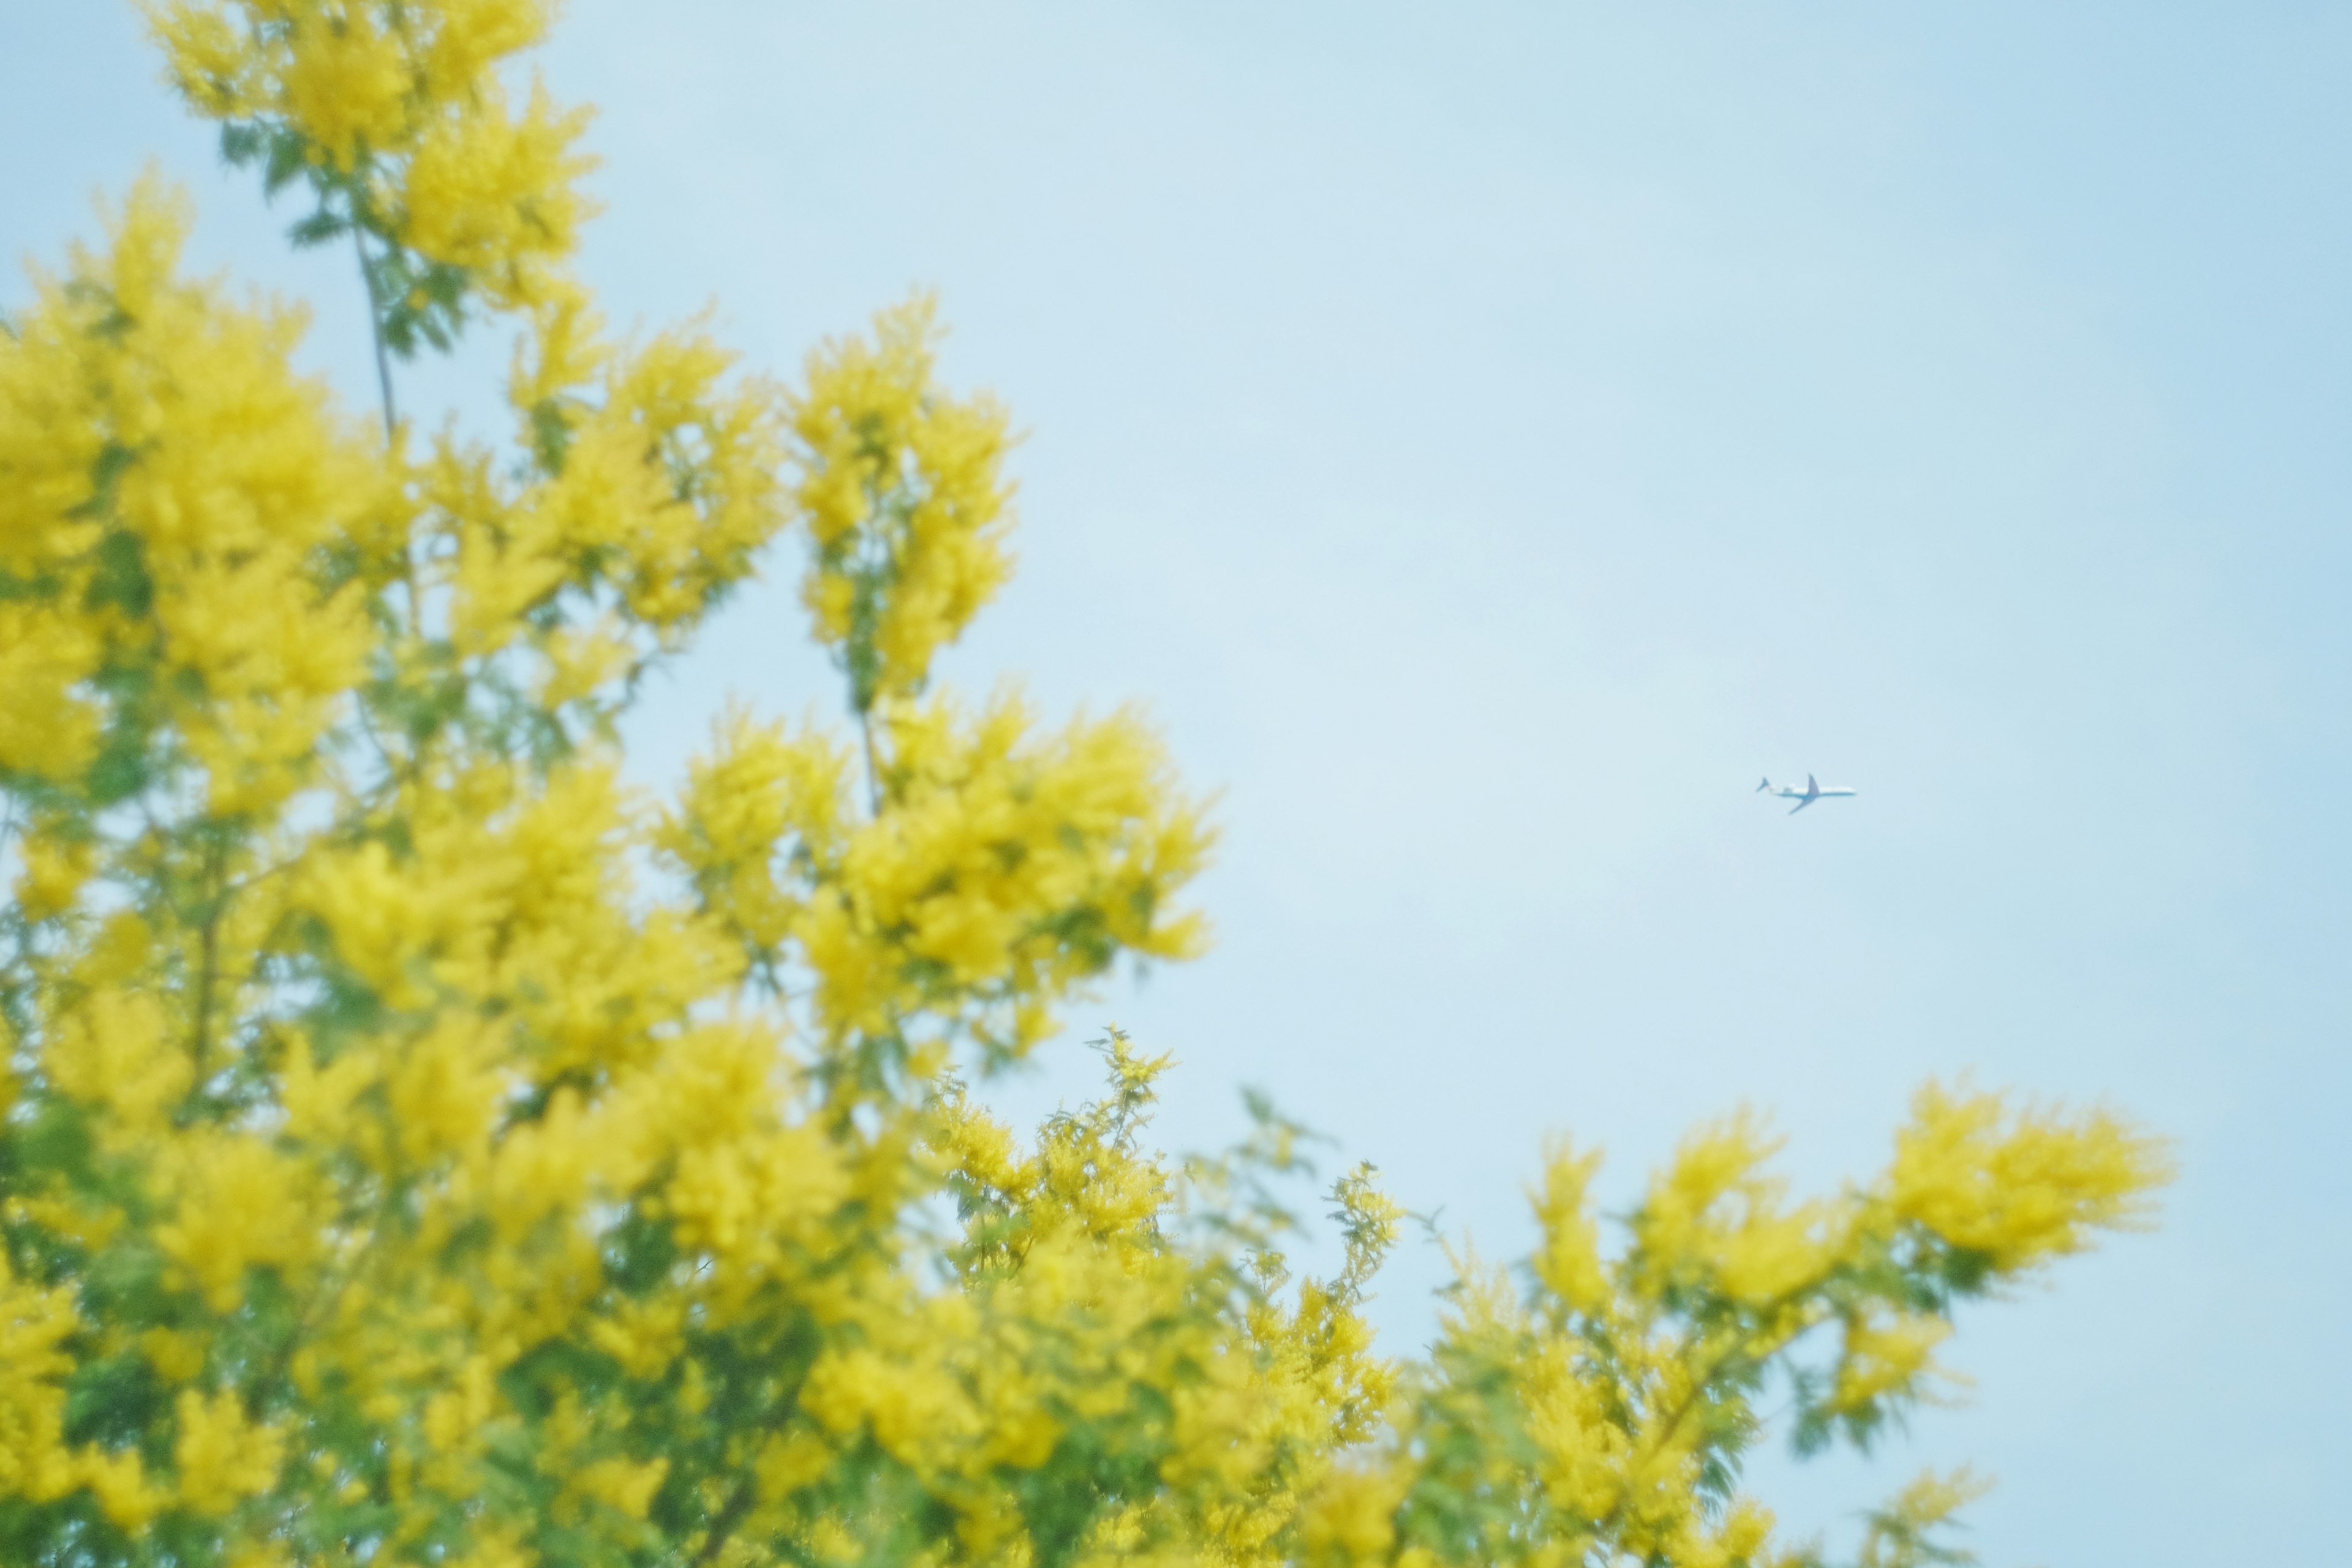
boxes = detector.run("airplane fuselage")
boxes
[1757,775,1858,813]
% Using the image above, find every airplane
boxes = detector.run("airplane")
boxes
[1757,774,1858,814]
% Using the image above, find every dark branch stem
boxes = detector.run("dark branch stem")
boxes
[692,1474,761,1567]
[352,223,398,443]
[859,708,882,817]
[351,216,426,632]
[187,834,228,1101]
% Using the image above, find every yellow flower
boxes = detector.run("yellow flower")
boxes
[276,6,410,167]
[421,0,555,94]
[562,1455,669,1521]
[1298,1466,1401,1561]
[789,296,1017,707]
[145,3,259,116]
[140,1327,211,1384]
[153,1131,321,1311]
[802,1332,981,1468]
[1829,1310,1956,1414]
[0,1257,82,1508]
[78,1446,170,1533]
[0,609,104,783]
[385,1012,511,1166]
[1890,1080,2174,1269]
[43,990,192,1139]
[1858,1468,1992,1568]
[401,78,598,302]
[173,1388,288,1514]
[755,1429,835,1501]
[537,614,638,708]
[1531,1137,1610,1317]
[147,0,597,341]
[422,1355,500,1455]
[13,832,96,922]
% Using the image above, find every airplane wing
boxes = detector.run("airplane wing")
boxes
[1789,794,1815,813]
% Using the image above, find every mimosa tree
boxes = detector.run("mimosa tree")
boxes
[0,6,2169,1566]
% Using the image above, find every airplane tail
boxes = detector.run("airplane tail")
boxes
[1756,776,1771,793]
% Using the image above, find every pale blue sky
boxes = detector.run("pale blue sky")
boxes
[6,3,2347,1561]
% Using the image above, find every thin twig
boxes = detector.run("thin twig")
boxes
[859,709,882,817]
[692,1474,761,1567]
[186,832,229,1102]
[352,223,397,443]
[352,217,428,636]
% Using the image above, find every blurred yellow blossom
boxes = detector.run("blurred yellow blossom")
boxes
[789,296,1017,712]
[146,0,598,360]
[1890,1079,2173,1269]
[402,78,596,304]
[172,1389,288,1513]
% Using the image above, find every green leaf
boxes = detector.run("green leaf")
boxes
[219,121,263,168]
[288,208,348,249]
[262,127,311,200]
[81,526,151,616]
[61,1352,165,1449]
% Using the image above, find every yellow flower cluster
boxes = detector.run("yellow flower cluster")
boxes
[437,317,787,656]
[0,7,2171,1567]
[172,1389,290,1515]
[1890,1079,2168,1269]
[148,0,593,323]
[0,1255,290,1531]
[788,296,1017,712]
[0,177,380,816]
[398,76,593,298]
[897,1040,1402,1567]
[662,688,1213,1065]
[1289,1087,2172,1568]
[0,1256,83,1507]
